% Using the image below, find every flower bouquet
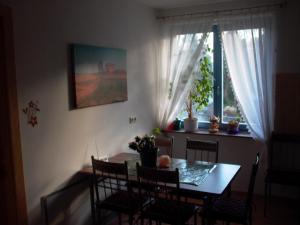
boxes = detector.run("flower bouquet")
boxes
[129,135,158,167]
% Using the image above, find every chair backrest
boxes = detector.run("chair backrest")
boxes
[185,137,219,163]
[245,152,260,213]
[268,132,300,172]
[91,156,129,202]
[155,136,174,157]
[136,163,180,202]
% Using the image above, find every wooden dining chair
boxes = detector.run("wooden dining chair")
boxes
[136,163,199,225]
[201,152,260,225]
[264,132,300,216]
[179,138,220,204]
[185,137,219,163]
[155,136,174,157]
[91,156,143,225]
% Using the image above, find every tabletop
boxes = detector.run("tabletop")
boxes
[80,152,241,197]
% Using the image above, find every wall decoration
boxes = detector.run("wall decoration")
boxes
[71,44,127,108]
[22,101,40,127]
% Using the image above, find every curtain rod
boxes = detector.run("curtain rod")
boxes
[156,1,287,20]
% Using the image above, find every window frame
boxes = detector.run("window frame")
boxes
[198,25,247,131]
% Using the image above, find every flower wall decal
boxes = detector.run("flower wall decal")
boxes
[22,101,40,127]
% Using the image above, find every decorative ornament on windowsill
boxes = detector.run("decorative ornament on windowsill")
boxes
[128,135,158,168]
[184,46,213,132]
[227,119,240,134]
[209,115,220,133]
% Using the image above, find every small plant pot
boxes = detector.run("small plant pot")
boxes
[140,149,158,168]
[184,118,198,132]
[227,124,239,134]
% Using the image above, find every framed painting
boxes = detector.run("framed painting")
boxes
[71,44,127,108]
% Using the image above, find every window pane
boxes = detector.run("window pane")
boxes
[195,32,214,122]
[222,54,244,123]
[177,32,214,122]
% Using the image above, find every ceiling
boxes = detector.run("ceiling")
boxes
[135,0,279,9]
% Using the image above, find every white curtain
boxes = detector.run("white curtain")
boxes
[156,17,212,128]
[218,12,276,141]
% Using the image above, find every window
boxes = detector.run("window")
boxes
[177,25,246,130]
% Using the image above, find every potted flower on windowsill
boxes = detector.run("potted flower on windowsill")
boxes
[227,119,240,134]
[129,135,158,167]
[184,47,213,132]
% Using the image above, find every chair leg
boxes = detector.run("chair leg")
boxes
[129,214,133,225]
[244,207,252,225]
[264,182,268,217]
[227,184,232,197]
[194,213,197,225]
[118,213,122,225]
[201,216,205,225]
[268,183,272,205]
[97,209,102,225]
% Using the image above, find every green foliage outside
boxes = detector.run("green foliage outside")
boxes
[187,46,213,118]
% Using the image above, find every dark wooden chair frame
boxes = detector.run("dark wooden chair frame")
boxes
[185,137,219,163]
[183,138,220,203]
[91,156,140,225]
[264,132,300,215]
[155,136,174,157]
[201,152,260,225]
[136,163,198,225]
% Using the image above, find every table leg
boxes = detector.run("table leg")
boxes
[205,196,214,225]
[89,176,96,225]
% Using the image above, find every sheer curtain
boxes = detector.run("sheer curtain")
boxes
[156,17,212,128]
[218,12,276,141]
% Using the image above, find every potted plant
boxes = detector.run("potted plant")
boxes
[184,47,213,132]
[227,119,240,134]
[129,135,158,167]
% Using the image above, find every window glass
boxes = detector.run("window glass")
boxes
[222,55,244,123]
[195,32,214,122]
[177,32,214,122]
[175,27,253,130]
[221,28,260,124]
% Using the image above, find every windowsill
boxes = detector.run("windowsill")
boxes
[163,128,253,139]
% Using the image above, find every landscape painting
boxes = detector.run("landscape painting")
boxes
[72,44,127,108]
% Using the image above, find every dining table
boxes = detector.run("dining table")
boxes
[80,152,241,224]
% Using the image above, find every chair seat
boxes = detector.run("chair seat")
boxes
[96,191,142,214]
[201,197,248,224]
[142,198,198,224]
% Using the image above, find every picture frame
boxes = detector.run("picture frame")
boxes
[71,44,128,108]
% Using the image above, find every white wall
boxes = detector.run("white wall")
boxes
[5,0,158,224]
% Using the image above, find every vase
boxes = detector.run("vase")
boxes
[140,148,158,168]
[184,117,198,132]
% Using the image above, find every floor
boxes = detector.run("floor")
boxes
[104,193,300,225]
[224,193,299,225]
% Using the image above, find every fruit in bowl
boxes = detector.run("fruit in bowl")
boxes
[158,155,171,168]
